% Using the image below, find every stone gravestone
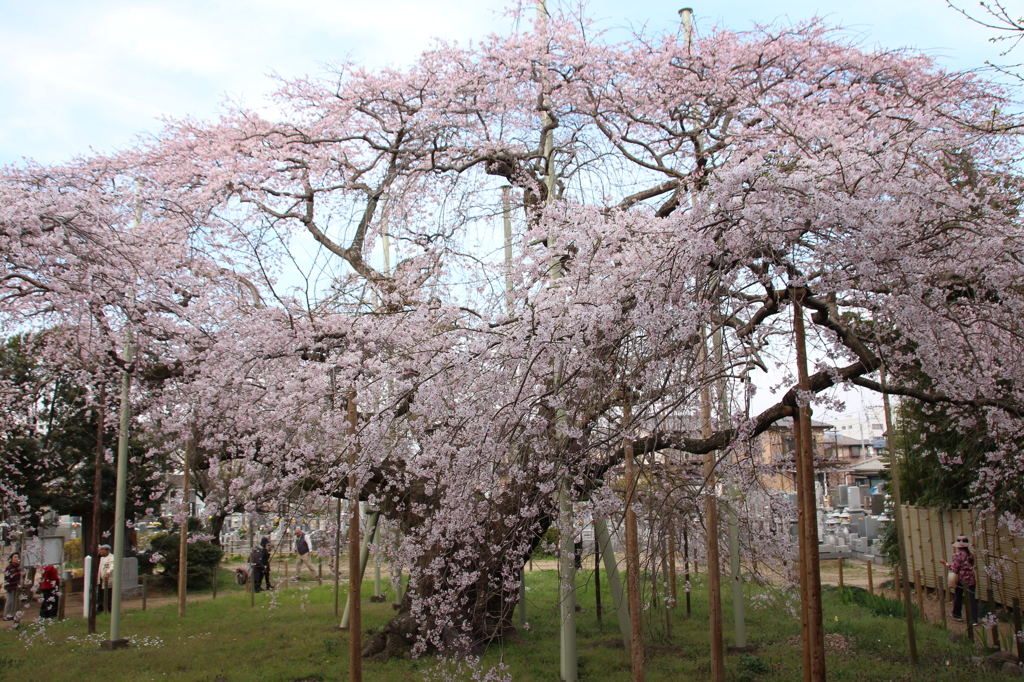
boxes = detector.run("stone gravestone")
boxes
[121,557,142,599]
[838,485,849,507]
[847,486,863,512]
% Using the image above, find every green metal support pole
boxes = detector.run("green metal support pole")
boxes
[340,510,380,629]
[595,518,631,651]
[108,323,133,646]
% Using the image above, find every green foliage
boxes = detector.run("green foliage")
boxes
[737,654,772,682]
[63,537,82,563]
[0,334,166,524]
[878,517,900,567]
[837,585,917,619]
[141,529,223,587]
[888,399,1024,514]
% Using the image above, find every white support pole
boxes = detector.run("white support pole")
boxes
[595,518,631,650]
[83,556,92,618]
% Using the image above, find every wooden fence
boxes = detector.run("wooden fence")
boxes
[900,504,1024,606]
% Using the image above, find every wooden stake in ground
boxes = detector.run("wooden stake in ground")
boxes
[178,438,194,618]
[867,561,873,595]
[880,365,918,663]
[347,392,362,682]
[793,292,825,681]
[623,402,645,682]
[838,559,844,591]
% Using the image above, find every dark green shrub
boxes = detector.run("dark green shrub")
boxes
[737,654,771,682]
[837,585,917,619]
[141,531,223,588]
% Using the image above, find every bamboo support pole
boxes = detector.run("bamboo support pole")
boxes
[881,366,918,663]
[916,570,925,624]
[1014,598,1023,663]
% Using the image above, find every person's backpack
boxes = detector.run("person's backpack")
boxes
[249,547,262,566]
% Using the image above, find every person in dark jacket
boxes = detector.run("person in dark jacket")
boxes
[36,564,59,619]
[3,553,23,621]
[252,537,273,592]
[294,529,321,584]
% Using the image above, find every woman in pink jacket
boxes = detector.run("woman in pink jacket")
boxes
[941,535,979,625]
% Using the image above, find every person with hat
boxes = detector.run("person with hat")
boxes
[941,535,979,624]
[294,529,321,584]
[252,537,273,593]
[97,544,113,613]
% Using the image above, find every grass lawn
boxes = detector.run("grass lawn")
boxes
[0,564,1009,681]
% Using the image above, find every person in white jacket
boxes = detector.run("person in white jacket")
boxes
[97,545,114,613]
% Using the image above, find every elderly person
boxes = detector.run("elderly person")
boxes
[294,529,321,584]
[97,544,113,613]
[3,553,23,621]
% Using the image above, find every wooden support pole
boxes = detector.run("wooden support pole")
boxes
[683,523,691,616]
[558,483,578,682]
[838,559,844,591]
[58,579,68,620]
[334,498,342,618]
[967,585,975,643]
[867,561,873,595]
[623,402,645,682]
[212,565,218,599]
[667,519,678,607]
[594,534,602,625]
[142,575,147,611]
[940,586,947,629]
[177,438,194,618]
[700,346,725,682]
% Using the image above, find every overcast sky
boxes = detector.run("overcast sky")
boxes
[1,0,1012,423]
[0,0,1011,166]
